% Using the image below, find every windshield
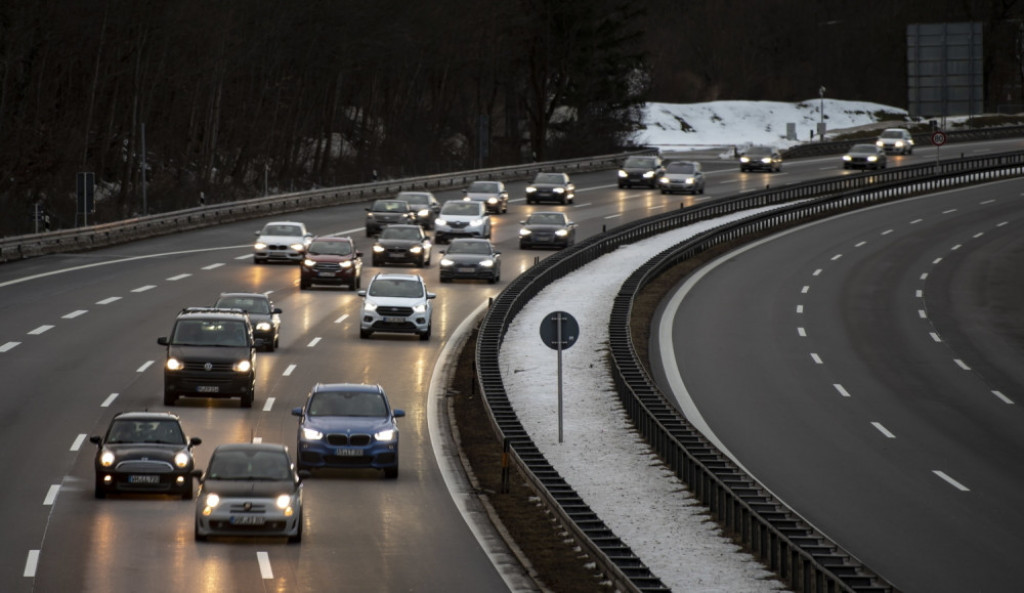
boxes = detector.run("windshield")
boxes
[441,202,482,216]
[533,173,565,184]
[396,192,430,205]
[214,296,269,314]
[207,449,291,480]
[307,240,353,256]
[624,157,656,168]
[527,213,565,225]
[880,130,905,138]
[309,390,388,417]
[106,419,185,444]
[368,278,424,298]
[262,224,303,236]
[372,200,408,212]
[447,241,490,255]
[666,162,696,173]
[851,145,876,153]
[468,181,499,193]
[380,226,422,240]
[171,319,248,347]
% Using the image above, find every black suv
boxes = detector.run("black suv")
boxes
[157,307,261,407]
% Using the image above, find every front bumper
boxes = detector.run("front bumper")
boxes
[297,438,399,471]
[96,465,191,495]
[164,372,254,398]
[196,498,300,538]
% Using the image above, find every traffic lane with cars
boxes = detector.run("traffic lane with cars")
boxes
[653,179,1024,593]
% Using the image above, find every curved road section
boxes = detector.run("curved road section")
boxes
[654,178,1024,592]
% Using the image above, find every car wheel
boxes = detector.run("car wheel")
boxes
[288,513,303,543]
[253,257,262,265]
[440,276,451,283]
[266,340,275,352]
[94,477,106,499]
[164,392,178,406]
[194,523,207,542]
[241,391,254,408]
[299,280,309,290]
[420,325,431,341]
[181,480,194,500]
[360,328,372,339]
[384,466,398,479]
[488,274,497,284]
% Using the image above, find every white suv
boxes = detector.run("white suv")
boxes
[433,200,491,244]
[357,273,436,340]
[875,128,914,155]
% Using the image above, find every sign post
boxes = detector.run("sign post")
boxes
[931,130,946,167]
[76,172,95,227]
[539,311,579,443]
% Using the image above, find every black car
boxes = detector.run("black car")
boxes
[157,307,260,408]
[519,211,577,249]
[842,144,888,170]
[618,155,665,188]
[213,292,282,352]
[438,238,502,283]
[90,411,202,499]
[395,191,441,229]
[462,180,509,214]
[365,199,417,236]
[525,172,575,205]
[371,224,433,267]
[301,235,363,290]
[739,146,782,172]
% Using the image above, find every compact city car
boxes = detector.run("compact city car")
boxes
[90,411,201,500]
[291,383,405,479]
[213,292,282,352]
[194,443,305,543]
[253,221,312,264]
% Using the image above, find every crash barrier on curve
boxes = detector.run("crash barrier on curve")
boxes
[0,149,657,264]
[476,149,1024,592]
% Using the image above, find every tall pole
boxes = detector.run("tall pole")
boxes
[557,312,563,444]
[141,122,148,215]
[818,86,826,141]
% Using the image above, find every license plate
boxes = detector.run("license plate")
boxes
[196,386,219,393]
[457,267,475,273]
[336,448,362,457]
[318,272,336,277]
[383,316,406,323]
[128,474,159,484]
[230,515,266,526]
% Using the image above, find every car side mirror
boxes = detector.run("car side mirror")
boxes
[157,337,169,346]
[191,469,203,481]
[426,293,436,300]
[189,437,202,447]
[89,435,102,447]
[357,290,367,297]
[291,407,303,417]
[254,230,261,236]
[273,308,283,314]
[393,409,406,418]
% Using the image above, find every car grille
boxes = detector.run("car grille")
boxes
[376,305,414,316]
[209,520,287,532]
[311,262,342,272]
[115,460,174,472]
[267,245,292,251]
[448,221,469,228]
[326,434,371,446]
[182,361,236,372]
[228,503,267,513]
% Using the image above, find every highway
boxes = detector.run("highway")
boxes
[0,137,1019,592]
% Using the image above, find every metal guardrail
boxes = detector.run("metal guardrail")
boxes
[0,149,657,264]
[476,149,1024,592]
[783,125,1024,159]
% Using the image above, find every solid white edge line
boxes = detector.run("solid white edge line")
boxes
[43,484,60,506]
[24,550,40,577]
[427,299,538,593]
[257,551,273,579]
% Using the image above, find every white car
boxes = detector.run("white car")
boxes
[253,221,312,264]
[357,273,436,340]
[433,200,491,244]
[875,128,914,155]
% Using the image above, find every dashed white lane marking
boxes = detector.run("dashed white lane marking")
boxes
[24,550,39,577]
[810,353,823,364]
[833,384,851,398]
[933,470,970,492]
[131,285,156,293]
[334,314,349,324]
[941,209,957,215]
[973,232,984,239]
[70,434,87,451]
[0,342,20,352]
[812,268,822,276]
[796,305,804,314]
[28,325,53,335]
[871,422,896,438]
[992,391,1014,404]
[137,360,154,373]
[997,221,1008,227]
[63,310,87,319]
[202,263,225,270]
[101,393,119,407]
[918,310,928,319]
[910,218,923,224]
[43,485,60,506]
[950,244,961,251]
[953,359,971,371]
[801,285,810,294]
[96,296,121,305]
[797,327,806,337]
[167,274,191,281]
[235,254,251,260]
[881,229,894,235]
[929,333,942,343]
[932,257,942,265]
[263,397,275,412]
[252,436,263,444]
[830,253,842,261]
[257,551,274,579]
[307,337,322,347]
[919,273,928,281]
[854,241,867,248]
[283,364,297,376]
[915,290,923,298]
[604,213,622,219]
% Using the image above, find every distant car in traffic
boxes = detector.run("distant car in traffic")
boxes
[90,411,201,500]
[843,144,888,170]
[194,443,306,543]
[433,200,491,244]
[372,224,433,267]
[300,235,363,290]
[658,160,705,194]
[253,221,312,264]
[365,199,417,236]
[357,273,436,340]
[213,292,282,352]
[739,146,782,173]
[438,238,502,283]
[519,211,577,249]
[525,172,575,205]
[875,128,914,154]
[462,180,509,214]
[618,155,665,188]
[291,383,405,479]
[395,191,441,229]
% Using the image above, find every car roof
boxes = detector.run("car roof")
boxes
[112,411,182,422]
[176,307,250,320]
[371,272,423,282]
[309,235,353,242]
[217,292,269,300]
[211,442,289,455]
[312,382,385,394]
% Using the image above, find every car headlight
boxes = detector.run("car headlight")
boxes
[760,157,771,164]
[366,213,375,218]
[867,155,878,162]
[412,303,427,313]
[339,260,353,269]
[842,155,853,161]
[99,450,116,467]
[254,242,268,250]
[372,245,386,253]
[201,493,220,515]
[617,170,627,178]
[486,197,498,204]
[876,140,884,147]
[642,171,655,178]
[256,322,271,331]
[363,301,378,312]
[289,243,306,252]
[519,228,532,236]
[174,451,190,468]
[409,245,423,254]
[894,140,904,148]
[555,229,568,237]
[685,176,696,184]
[275,494,292,510]
[740,156,751,163]
[417,208,430,217]
[435,218,448,226]
[233,359,252,373]
[553,187,564,194]
[301,427,323,440]
[659,177,669,184]
[525,186,536,193]
[303,258,316,267]
[440,258,454,267]
[375,428,397,442]
[166,357,183,371]
[479,259,494,268]
[469,219,483,227]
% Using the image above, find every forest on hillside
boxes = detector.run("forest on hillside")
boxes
[1,0,1020,235]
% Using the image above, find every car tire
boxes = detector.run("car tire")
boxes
[164,392,178,406]
[194,524,207,542]
[288,514,303,543]
[265,340,275,353]
[360,328,372,339]
[241,391,254,408]
[94,477,106,499]
[181,480,194,500]
[372,257,380,267]
[384,466,398,479]
[488,275,497,284]
[299,280,309,290]
[440,276,451,283]
[420,325,431,341]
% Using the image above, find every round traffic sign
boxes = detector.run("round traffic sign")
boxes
[931,131,947,146]
[539,311,579,350]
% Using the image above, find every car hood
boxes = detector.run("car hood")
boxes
[663,172,696,179]
[202,478,296,498]
[106,444,187,462]
[306,253,355,263]
[465,192,498,201]
[443,253,490,265]
[366,295,426,308]
[376,238,421,248]
[439,214,484,223]
[258,233,304,245]
[168,345,250,360]
[530,182,563,189]
[524,223,567,231]
[303,415,393,434]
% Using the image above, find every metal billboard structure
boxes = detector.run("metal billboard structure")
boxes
[907,22,983,118]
